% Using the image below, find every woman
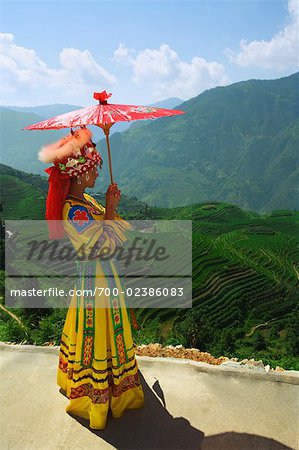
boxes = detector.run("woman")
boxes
[39,127,145,429]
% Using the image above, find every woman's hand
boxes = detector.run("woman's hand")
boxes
[105,183,121,219]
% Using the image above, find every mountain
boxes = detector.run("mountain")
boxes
[0,107,66,175]
[4,98,183,119]
[2,104,105,142]
[1,74,298,212]
[95,72,299,212]
[3,104,82,118]
[149,97,183,109]
[0,98,184,169]
[2,97,184,142]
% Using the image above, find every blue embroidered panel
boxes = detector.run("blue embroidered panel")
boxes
[68,205,95,233]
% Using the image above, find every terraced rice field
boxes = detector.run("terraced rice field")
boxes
[138,204,298,333]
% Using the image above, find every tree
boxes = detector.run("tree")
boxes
[220,328,235,353]
[172,308,213,350]
[284,310,299,356]
[253,331,267,351]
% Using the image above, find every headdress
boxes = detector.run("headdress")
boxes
[39,127,103,240]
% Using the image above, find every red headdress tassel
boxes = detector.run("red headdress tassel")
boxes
[44,166,70,239]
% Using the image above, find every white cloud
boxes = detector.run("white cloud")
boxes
[113,43,229,100]
[59,48,115,84]
[112,43,135,65]
[225,0,299,70]
[0,33,117,104]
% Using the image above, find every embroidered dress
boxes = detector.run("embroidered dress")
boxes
[57,193,145,429]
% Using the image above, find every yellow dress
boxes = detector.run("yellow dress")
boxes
[57,193,145,429]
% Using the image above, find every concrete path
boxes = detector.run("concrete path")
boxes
[0,344,298,450]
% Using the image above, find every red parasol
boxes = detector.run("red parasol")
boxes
[24,90,185,183]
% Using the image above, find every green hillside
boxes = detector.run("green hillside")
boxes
[0,163,152,220]
[0,175,45,219]
[130,202,298,367]
[96,72,299,212]
[0,164,46,219]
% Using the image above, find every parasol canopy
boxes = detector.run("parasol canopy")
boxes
[24,90,185,183]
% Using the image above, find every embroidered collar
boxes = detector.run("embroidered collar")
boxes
[66,194,104,213]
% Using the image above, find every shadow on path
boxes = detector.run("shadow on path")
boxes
[201,432,294,450]
[68,373,294,450]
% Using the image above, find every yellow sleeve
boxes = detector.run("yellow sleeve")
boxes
[62,200,131,260]
[83,193,105,214]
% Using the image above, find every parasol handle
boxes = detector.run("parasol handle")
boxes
[98,123,114,184]
[105,128,114,185]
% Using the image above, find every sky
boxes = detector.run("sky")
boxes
[0,0,298,106]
